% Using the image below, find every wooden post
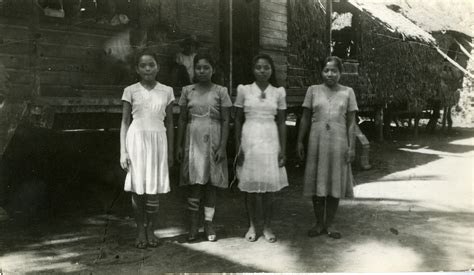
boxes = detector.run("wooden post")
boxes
[326,0,333,55]
[375,106,384,142]
[29,0,41,97]
[413,99,419,139]
[229,0,233,92]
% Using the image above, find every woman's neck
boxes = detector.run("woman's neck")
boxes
[255,81,270,91]
[324,82,340,91]
[196,81,213,89]
[140,80,157,90]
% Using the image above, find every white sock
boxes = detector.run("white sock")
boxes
[204,207,215,222]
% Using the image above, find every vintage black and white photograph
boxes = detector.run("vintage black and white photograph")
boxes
[0,0,473,273]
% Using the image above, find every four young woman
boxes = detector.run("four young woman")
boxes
[120,51,357,248]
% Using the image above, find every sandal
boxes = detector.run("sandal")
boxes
[245,228,257,242]
[263,228,277,243]
[204,221,217,242]
[135,239,147,249]
[148,238,161,248]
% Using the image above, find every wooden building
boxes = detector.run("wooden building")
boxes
[0,0,311,157]
[0,0,328,207]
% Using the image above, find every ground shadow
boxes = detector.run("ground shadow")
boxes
[1,125,473,272]
[278,194,474,272]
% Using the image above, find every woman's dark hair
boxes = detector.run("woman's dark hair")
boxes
[134,50,159,66]
[193,53,216,69]
[252,53,279,87]
[322,56,343,72]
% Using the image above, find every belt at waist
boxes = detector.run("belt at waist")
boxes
[311,119,345,125]
[245,116,275,121]
[130,117,166,131]
[188,115,221,123]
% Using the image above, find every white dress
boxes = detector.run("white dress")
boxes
[121,82,175,195]
[234,83,289,193]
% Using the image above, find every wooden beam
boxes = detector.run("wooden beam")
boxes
[28,0,40,97]
[435,46,474,79]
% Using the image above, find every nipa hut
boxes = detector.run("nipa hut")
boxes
[331,0,473,139]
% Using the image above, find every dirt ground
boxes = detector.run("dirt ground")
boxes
[0,127,473,273]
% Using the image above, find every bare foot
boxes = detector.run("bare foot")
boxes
[146,226,160,247]
[135,227,147,249]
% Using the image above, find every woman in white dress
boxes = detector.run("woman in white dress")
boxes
[120,51,175,249]
[234,54,288,243]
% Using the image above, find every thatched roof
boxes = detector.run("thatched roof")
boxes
[347,0,436,44]
[348,0,473,39]
[383,0,473,37]
[346,0,473,78]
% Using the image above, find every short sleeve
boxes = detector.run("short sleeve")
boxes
[121,86,132,103]
[178,86,188,106]
[347,88,358,112]
[234,84,245,108]
[277,87,287,110]
[168,86,176,105]
[219,87,233,107]
[302,87,313,109]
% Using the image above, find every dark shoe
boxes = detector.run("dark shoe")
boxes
[326,227,342,239]
[308,225,326,237]
[204,221,217,242]
[187,226,199,242]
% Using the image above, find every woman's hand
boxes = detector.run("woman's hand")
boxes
[176,146,183,163]
[214,147,226,163]
[120,152,131,171]
[236,150,245,167]
[297,142,305,161]
[345,148,356,163]
[278,151,286,167]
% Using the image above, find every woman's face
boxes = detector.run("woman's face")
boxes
[322,61,341,86]
[253,58,272,83]
[136,55,159,82]
[194,59,214,83]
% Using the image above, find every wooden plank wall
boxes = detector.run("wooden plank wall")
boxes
[259,0,288,87]
[0,20,33,99]
[1,0,222,100]
[122,0,221,88]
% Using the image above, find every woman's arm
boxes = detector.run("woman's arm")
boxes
[176,105,188,162]
[120,102,132,170]
[296,108,311,160]
[216,107,230,163]
[346,111,356,163]
[234,107,245,165]
[165,104,175,167]
[276,109,287,167]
